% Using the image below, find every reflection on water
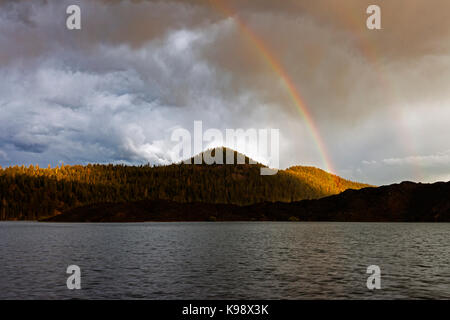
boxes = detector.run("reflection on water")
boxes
[0,221,448,299]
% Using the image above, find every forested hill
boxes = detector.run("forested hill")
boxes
[0,148,370,220]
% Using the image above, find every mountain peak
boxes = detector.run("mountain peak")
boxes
[184,147,263,166]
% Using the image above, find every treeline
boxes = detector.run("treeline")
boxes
[0,150,370,220]
[45,181,450,223]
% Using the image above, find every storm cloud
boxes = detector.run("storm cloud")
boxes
[1,0,450,184]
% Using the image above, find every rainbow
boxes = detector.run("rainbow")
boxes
[338,7,424,181]
[209,0,335,174]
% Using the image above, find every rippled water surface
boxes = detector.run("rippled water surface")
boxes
[0,221,448,299]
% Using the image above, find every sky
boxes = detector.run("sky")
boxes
[0,0,450,185]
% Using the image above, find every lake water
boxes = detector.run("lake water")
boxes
[0,221,448,299]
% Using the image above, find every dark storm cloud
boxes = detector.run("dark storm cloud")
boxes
[0,0,449,184]
[11,140,48,154]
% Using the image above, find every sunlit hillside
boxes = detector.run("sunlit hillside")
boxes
[285,166,370,196]
[0,148,371,220]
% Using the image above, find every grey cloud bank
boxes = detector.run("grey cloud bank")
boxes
[0,0,450,185]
